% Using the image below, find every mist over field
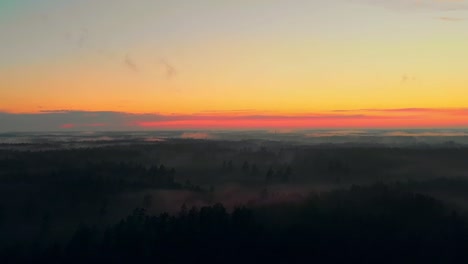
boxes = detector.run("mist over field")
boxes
[1,130,468,262]
[2,129,468,147]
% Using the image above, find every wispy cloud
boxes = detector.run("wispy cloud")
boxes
[437,16,464,21]
[124,55,139,72]
[159,58,177,79]
[401,74,416,84]
[355,0,468,11]
[333,108,468,115]
[201,109,256,112]
[65,28,88,49]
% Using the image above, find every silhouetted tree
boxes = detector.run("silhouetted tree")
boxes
[159,164,167,176]
[0,204,4,228]
[203,185,216,203]
[242,161,250,174]
[143,194,153,208]
[282,165,292,183]
[265,167,274,183]
[260,188,269,200]
[250,164,259,176]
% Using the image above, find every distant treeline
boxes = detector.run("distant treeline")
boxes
[2,184,468,263]
[0,151,205,192]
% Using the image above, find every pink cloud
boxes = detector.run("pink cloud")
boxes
[60,123,76,129]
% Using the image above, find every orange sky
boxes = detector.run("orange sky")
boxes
[1,1,468,130]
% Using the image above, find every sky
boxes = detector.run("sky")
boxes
[1,0,468,131]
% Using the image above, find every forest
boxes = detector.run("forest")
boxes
[1,136,468,263]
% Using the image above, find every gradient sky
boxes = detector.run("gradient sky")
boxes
[1,0,468,130]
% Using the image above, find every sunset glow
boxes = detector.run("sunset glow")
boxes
[1,0,468,130]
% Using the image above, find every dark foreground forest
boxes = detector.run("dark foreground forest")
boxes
[1,136,468,263]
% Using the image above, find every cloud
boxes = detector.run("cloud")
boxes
[75,28,88,48]
[65,28,88,49]
[100,108,468,129]
[0,111,131,132]
[200,109,258,114]
[124,55,139,72]
[354,0,468,11]
[333,108,468,115]
[401,74,416,84]
[1,108,468,132]
[437,16,464,21]
[160,58,177,79]
[60,123,75,129]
